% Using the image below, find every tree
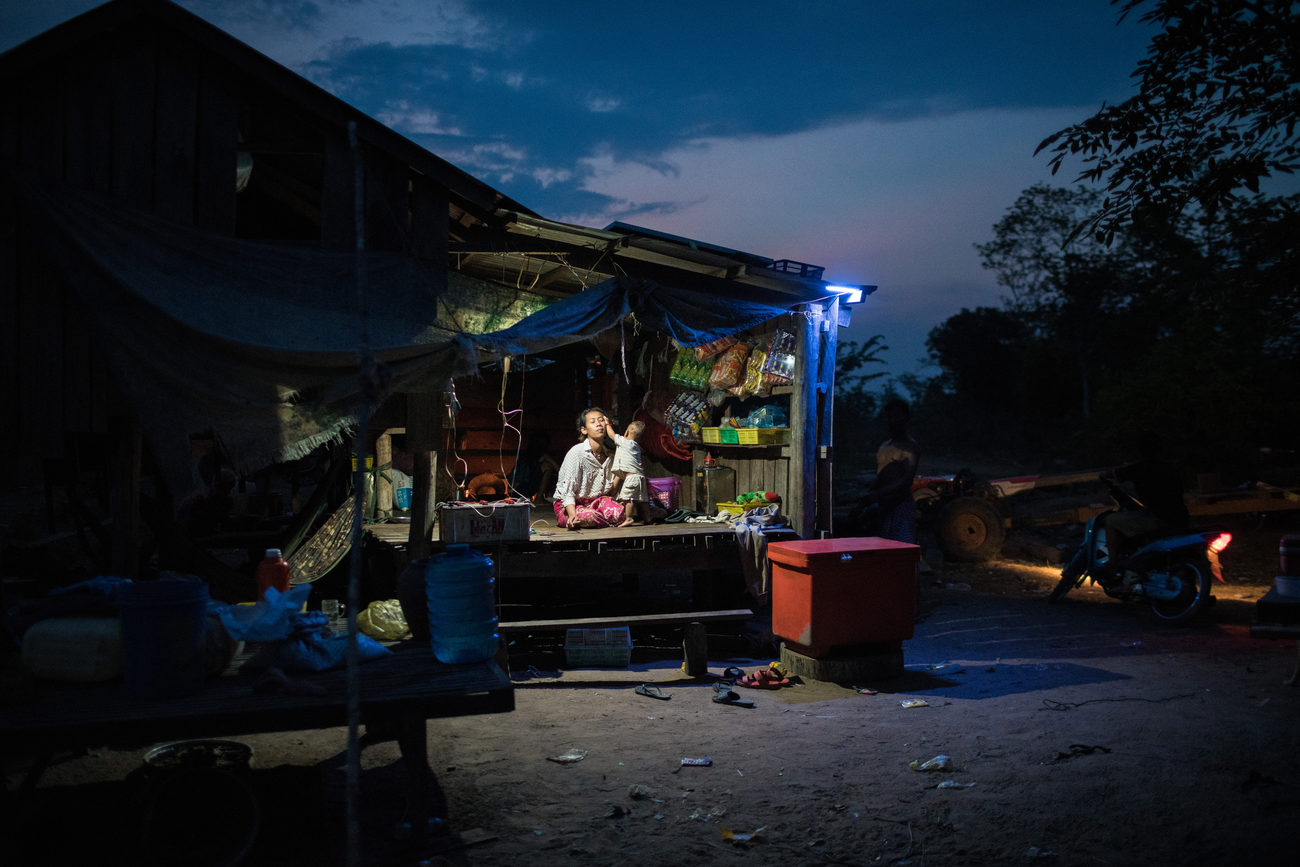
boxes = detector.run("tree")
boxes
[974,185,1147,420]
[924,307,1030,410]
[1037,0,1300,243]
[832,336,889,488]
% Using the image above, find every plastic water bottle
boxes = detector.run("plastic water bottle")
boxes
[255,548,291,600]
[425,544,499,664]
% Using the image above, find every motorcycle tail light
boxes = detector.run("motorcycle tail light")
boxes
[1208,532,1232,553]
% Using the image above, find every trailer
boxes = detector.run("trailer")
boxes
[914,469,1300,562]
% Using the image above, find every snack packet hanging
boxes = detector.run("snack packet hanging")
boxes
[708,342,750,390]
[731,346,767,397]
[693,335,739,361]
[762,329,796,383]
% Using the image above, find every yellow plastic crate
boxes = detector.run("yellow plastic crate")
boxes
[736,427,790,445]
[701,427,721,444]
[714,501,760,515]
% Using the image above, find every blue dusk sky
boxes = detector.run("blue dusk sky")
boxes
[1,1,1157,379]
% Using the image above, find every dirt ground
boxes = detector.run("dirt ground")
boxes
[8,510,1300,867]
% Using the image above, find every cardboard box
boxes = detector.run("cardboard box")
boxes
[768,537,921,656]
[437,501,531,544]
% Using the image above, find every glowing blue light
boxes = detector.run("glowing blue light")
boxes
[825,284,865,304]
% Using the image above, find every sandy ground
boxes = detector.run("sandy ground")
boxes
[7,512,1300,866]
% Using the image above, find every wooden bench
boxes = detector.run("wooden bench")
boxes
[500,608,755,675]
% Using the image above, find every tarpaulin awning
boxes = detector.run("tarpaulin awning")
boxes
[10,172,802,495]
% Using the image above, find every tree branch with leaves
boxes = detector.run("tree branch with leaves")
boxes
[1037,0,1300,244]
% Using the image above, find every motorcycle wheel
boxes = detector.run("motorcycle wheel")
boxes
[1049,551,1085,603]
[1148,558,1214,625]
[937,497,1006,562]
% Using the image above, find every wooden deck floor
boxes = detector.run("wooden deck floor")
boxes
[366,511,740,550]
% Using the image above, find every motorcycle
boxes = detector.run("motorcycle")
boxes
[1050,480,1233,624]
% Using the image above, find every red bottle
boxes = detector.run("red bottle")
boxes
[256,548,291,600]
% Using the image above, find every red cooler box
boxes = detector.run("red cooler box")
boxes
[769,537,921,656]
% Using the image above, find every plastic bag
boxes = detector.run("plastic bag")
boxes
[693,335,738,360]
[357,599,410,641]
[761,329,795,383]
[708,343,750,390]
[248,621,391,672]
[218,584,312,642]
[745,404,788,428]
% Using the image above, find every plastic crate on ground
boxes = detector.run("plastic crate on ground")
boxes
[564,627,632,667]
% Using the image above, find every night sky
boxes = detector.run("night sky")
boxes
[2,1,1156,376]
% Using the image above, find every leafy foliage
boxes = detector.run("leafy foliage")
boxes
[923,183,1300,476]
[831,336,889,489]
[1036,0,1300,244]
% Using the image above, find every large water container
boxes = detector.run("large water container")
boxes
[425,544,499,664]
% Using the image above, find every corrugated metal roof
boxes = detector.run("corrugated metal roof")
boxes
[451,210,837,306]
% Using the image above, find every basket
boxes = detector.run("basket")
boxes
[714,501,760,516]
[564,627,632,667]
[701,427,722,444]
[719,428,740,444]
[648,477,680,509]
[736,427,790,445]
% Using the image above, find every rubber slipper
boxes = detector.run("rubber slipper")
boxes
[722,666,745,680]
[737,673,779,690]
[712,690,755,708]
[635,684,671,700]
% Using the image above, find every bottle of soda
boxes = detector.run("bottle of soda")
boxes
[256,548,291,600]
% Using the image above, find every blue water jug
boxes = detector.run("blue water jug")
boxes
[425,544,499,664]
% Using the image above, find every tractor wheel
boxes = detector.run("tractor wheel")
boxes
[937,497,1006,562]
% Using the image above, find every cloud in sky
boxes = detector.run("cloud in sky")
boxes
[1,0,1157,374]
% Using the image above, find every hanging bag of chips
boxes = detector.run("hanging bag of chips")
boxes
[693,335,739,361]
[731,345,767,398]
[708,342,750,390]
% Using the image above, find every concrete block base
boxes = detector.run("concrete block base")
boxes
[780,641,904,684]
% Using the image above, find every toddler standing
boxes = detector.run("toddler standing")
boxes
[607,419,652,527]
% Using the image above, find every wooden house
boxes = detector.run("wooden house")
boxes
[0,0,859,593]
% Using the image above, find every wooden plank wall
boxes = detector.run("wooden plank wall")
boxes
[1,19,453,486]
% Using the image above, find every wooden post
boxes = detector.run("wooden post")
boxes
[682,621,707,677]
[790,309,819,538]
[816,297,838,537]
[406,392,441,559]
[375,429,393,518]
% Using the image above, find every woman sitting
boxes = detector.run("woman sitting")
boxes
[552,408,625,529]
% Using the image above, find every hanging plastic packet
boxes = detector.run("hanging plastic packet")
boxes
[693,335,738,360]
[762,329,796,383]
[708,342,750,390]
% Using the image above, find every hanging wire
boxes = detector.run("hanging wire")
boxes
[497,357,528,498]
[443,382,469,498]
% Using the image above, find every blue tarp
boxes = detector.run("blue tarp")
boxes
[12,171,805,495]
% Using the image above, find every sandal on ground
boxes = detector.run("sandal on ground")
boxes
[737,668,790,689]
[711,689,755,708]
[634,684,671,700]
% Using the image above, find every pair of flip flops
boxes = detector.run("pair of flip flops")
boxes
[736,662,793,689]
[712,681,755,707]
